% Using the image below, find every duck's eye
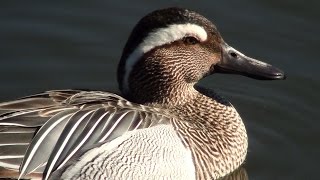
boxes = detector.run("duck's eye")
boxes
[183,36,199,45]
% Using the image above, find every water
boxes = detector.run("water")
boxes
[0,1,318,179]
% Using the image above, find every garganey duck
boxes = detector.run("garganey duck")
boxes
[0,7,285,180]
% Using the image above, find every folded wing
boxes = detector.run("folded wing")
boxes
[0,90,171,179]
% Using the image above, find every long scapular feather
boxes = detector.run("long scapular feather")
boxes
[19,109,78,177]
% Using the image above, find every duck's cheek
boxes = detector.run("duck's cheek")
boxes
[182,59,212,83]
[192,51,220,77]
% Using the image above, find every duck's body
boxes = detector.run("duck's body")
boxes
[0,7,284,180]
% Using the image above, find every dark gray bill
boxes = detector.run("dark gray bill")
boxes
[215,43,285,80]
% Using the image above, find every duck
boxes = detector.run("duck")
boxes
[0,7,285,180]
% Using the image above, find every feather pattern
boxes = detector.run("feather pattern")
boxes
[0,90,172,179]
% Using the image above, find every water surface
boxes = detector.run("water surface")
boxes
[0,1,318,179]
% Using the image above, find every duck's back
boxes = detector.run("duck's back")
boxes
[0,90,79,178]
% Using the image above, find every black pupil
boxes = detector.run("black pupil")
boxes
[185,37,198,44]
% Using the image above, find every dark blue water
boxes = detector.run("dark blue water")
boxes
[0,1,318,179]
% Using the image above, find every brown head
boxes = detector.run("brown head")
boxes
[117,7,285,104]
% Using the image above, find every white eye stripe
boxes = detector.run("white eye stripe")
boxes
[122,23,207,93]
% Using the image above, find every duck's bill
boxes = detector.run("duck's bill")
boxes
[215,43,285,80]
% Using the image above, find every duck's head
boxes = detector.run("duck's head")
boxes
[117,7,285,104]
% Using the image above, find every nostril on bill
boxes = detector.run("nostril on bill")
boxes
[230,52,238,58]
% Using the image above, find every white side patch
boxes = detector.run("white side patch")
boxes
[122,23,207,93]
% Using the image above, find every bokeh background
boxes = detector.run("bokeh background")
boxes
[0,1,319,179]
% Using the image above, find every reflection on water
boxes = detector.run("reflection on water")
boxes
[0,1,318,179]
[221,166,248,180]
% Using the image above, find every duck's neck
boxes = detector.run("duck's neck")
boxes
[169,86,248,179]
[126,77,199,106]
